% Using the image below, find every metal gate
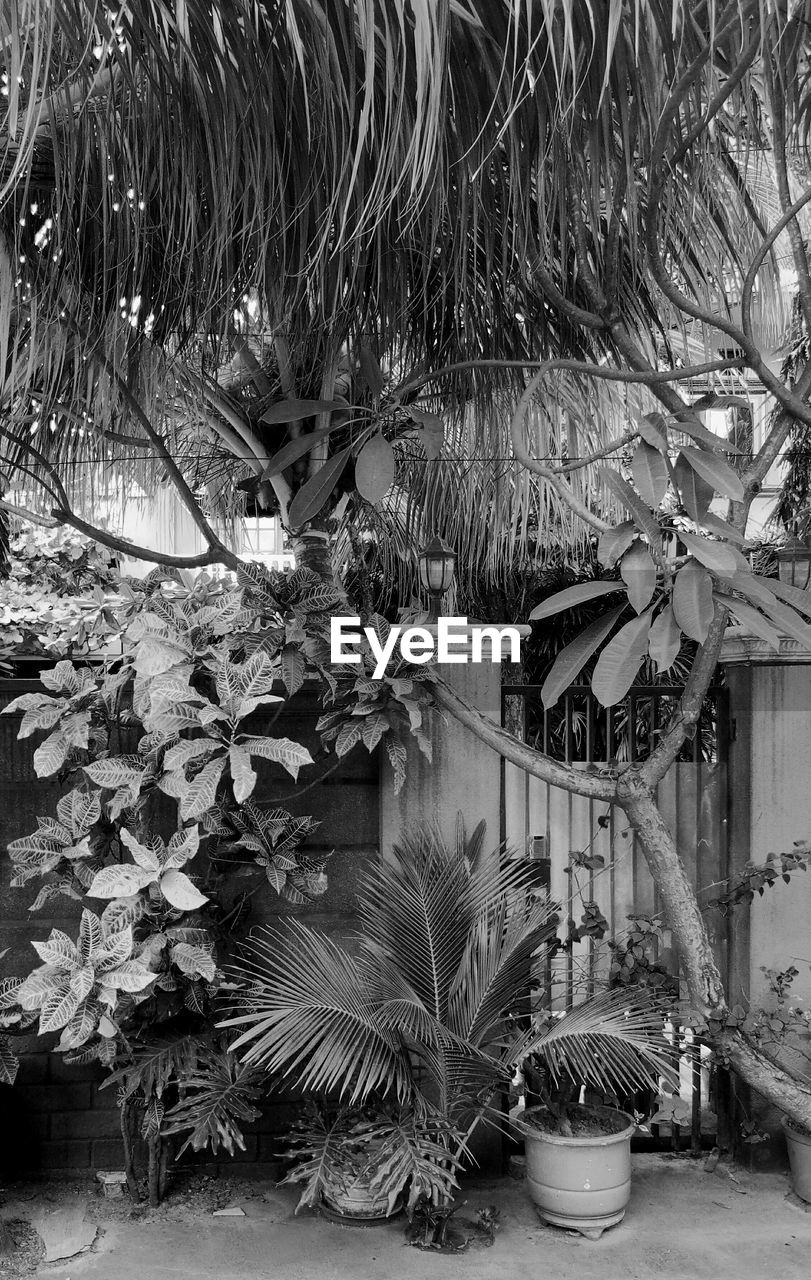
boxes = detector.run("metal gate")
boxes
[501,681,731,1148]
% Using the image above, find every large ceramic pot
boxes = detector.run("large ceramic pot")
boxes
[782,1116,811,1202]
[522,1104,636,1239]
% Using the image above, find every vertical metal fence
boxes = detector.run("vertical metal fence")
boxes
[501,682,731,1149]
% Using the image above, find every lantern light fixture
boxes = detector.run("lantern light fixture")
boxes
[418,533,456,622]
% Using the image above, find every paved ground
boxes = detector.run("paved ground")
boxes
[3,1154,810,1280]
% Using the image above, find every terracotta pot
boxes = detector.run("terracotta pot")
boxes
[782,1116,811,1202]
[522,1104,636,1239]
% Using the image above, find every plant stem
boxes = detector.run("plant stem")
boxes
[120,1099,141,1203]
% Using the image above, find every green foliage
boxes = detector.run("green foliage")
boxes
[607,915,680,1001]
[160,1040,264,1157]
[527,429,811,710]
[317,614,435,794]
[710,843,811,914]
[0,565,340,1169]
[224,818,675,1205]
[281,1103,462,1217]
[0,525,122,664]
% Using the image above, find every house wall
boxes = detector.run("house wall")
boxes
[0,680,379,1180]
[721,633,811,1160]
[721,637,811,1009]
[378,627,507,860]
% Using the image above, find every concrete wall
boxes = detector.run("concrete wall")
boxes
[379,626,506,860]
[721,633,811,1161]
[721,636,811,1009]
[0,680,379,1179]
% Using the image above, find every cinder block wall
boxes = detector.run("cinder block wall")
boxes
[0,678,379,1179]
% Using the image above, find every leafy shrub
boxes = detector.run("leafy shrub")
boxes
[0,561,363,1198]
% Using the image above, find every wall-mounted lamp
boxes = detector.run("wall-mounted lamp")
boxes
[418,533,456,622]
[776,534,811,591]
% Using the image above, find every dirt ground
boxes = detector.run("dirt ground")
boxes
[1,1153,810,1280]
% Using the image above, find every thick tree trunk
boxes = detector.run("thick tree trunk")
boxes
[289,519,335,581]
[617,774,727,1018]
[618,772,811,1130]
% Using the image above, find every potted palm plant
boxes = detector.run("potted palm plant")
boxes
[222,819,673,1240]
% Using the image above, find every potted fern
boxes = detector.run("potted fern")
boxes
[222,819,673,1239]
[281,1103,461,1221]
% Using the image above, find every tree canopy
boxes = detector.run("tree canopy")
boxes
[1,1,808,591]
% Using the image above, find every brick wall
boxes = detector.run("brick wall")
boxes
[0,678,379,1179]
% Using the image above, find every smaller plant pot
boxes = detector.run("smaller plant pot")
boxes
[522,1104,636,1239]
[782,1116,811,1203]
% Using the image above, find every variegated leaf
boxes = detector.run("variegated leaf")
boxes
[171,943,217,982]
[39,985,82,1033]
[103,961,157,993]
[84,757,145,789]
[179,757,226,821]
[164,826,201,870]
[229,745,257,803]
[79,910,104,962]
[239,736,314,780]
[33,731,70,778]
[39,661,81,695]
[88,864,155,900]
[159,870,208,912]
[95,924,135,969]
[31,930,78,970]
[120,827,161,872]
[18,700,67,739]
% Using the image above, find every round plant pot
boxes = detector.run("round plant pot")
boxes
[522,1104,636,1239]
[782,1116,811,1202]
[321,1180,394,1223]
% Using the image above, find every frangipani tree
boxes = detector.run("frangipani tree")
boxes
[2,2,811,1133]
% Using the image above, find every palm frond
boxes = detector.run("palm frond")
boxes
[222,921,412,1104]
[448,893,558,1047]
[358,824,483,1022]
[527,987,678,1098]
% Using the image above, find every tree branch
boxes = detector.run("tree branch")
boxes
[85,348,235,560]
[51,508,240,572]
[616,775,727,1017]
[741,184,811,343]
[554,430,638,474]
[431,678,616,801]
[719,1030,811,1121]
[0,424,70,510]
[395,357,746,400]
[195,376,266,474]
[0,498,58,528]
[641,603,730,787]
[766,56,811,332]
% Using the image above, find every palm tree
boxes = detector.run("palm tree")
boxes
[222,821,673,1168]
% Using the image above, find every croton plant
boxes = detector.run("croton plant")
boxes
[0,559,435,1199]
